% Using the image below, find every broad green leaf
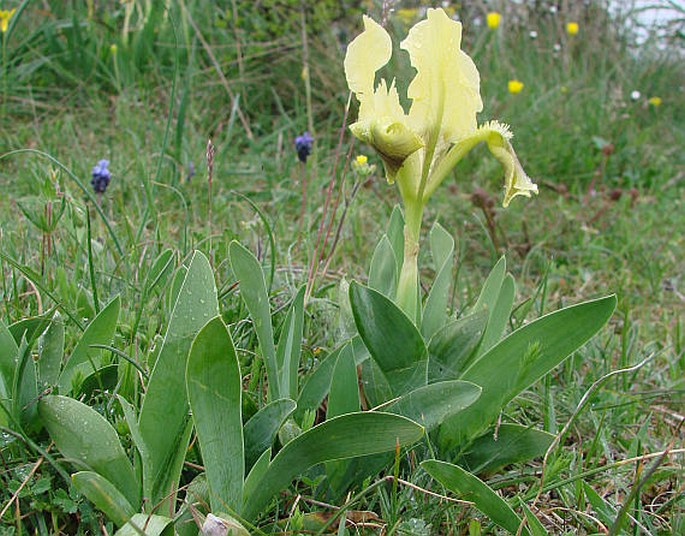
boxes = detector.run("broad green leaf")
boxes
[295,344,342,423]
[59,295,121,393]
[295,338,368,423]
[276,285,306,400]
[78,364,118,398]
[38,313,64,386]
[72,471,136,527]
[368,234,398,298]
[422,222,455,340]
[229,241,278,401]
[244,398,296,471]
[117,395,148,470]
[76,288,95,323]
[422,460,528,536]
[350,282,427,395]
[186,317,243,514]
[243,448,271,506]
[138,251,219,510]
[327,345,360,418]
[9,316,51,347]
[472,256,506,314]
[326,348,363,495]
[360,355,393,409]
[386,381,481,432]
[439,295,617,449]
[327,452,392,499]
[14,337,38,430]
[386,205,405,276]
[242,412,424,520]
[115,514,174,536]
[0,319,19,398]
[39,395,140,508]
[462,424,554,474]
[166,264,187,316]
[427,311,487,382]
[478,274,515,355]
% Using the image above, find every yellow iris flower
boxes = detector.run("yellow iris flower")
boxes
[344,8,537,317]
[0,8,16,33]
[344,8,537,210]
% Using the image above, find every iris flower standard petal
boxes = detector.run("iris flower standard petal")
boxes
[401,9,482,146]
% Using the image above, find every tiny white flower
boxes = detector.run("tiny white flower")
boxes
[553,43,562,52]
[549,5,558,14]
[630,90,641,101]
[529,30,538,39]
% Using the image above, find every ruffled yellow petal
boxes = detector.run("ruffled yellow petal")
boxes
[348,69,421,184]
[344,15,392,121]
[400,8,483,145]
[370,79,406,124]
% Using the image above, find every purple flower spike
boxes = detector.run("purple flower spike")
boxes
[91,159,112,194]
[294,131,314,163]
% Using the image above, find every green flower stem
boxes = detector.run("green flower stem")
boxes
[396,200,423,322]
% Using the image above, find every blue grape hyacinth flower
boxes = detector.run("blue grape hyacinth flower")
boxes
[91,159,112,194]
[294,131,314,163]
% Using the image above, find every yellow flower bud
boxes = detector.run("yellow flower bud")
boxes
[648,96,662,107]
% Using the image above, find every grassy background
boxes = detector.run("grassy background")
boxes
[0,0,683,533]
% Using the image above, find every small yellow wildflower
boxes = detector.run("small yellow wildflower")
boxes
[486,12,501,30]
[508,80,524,94]
[0,7,16,33]
[352,154,376,176]
[566,22,579,36]
[648,96,662,107]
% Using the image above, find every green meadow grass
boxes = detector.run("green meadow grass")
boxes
[0,1,683,534]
